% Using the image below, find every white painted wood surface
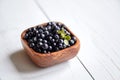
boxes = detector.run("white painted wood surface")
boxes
[0,0,120,80]
[0,0,93,80]
[37,0,120,80]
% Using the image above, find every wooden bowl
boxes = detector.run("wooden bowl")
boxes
[21,22,80,67]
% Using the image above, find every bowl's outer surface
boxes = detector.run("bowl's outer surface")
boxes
[21,22,80,67]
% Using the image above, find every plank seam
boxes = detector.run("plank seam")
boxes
[76,56,95,80]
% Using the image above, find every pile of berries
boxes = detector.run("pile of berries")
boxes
[23,22,76,53]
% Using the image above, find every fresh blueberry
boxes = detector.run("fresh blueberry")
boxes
[29,43,35,48]
[38,38,43,42]
[51,38,55,43]
[38,49,41,53]
[47,26,52,31]
[48,46,52,50]
[43,50,47,53]
[38,29,43,33]
[47,36,52,40]
[54,25,60,30]
[53,42,57,46]
[63,44,67,48]
[55,47,59,51]
[47,22,52,26]
[24,33,29,40]
[37,33,41,38]
[72,36,76,42]
[33,27,36,31]
[43,27,48,31]
[28,39,33,43]
[58,43,63,49]
[35,30,39,34]
[69,39,75,45]
[41,33,45,38]
[58,39,64,43]
[42,43,48,49]
[28,32,34,37]
[43,39,47,43]
[54,34,59,39]
[37,42,43,48]
[33,37,37,42]
[44,31,49,36]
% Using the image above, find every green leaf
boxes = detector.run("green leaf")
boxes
[61,33,66,38]
[65,35,71,40]
[61,28,64,32]
[57,28,71,45]
[57,30,61,34]
[64,39,69,45]
[62,28,65,34]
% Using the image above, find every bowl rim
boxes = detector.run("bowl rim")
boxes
[21,21,80,57]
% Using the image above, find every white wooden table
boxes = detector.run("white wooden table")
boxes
[0,0,120,80]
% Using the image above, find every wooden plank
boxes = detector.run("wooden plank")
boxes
[0,0,45,80]
[37,0,120,80]
[0,0,48,33]
[0,0,92,80]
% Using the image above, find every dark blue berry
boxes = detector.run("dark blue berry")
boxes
[54,25,60,30]
[57,23,61,26]
[29,43,35,48]
[52,22,57,26]
[69,40,75,45]
[42,43,48,49]
[36,26,40,29]
[58,43,63,49]
[37,33,41,37]
[47,26,52,31]
[53,42,57,46]
[33,37,37,42]
[28,39,33,43]
[43,50,47,53]
[54,34,59,39]
[24,33,29,40]
[72,36,76,41]
[55,47,59,51]
[44,31,49,36]
[28,32,34,37]
[38,38,43,42]
[47,22,52,26]
[43,27,48,31]
[58,39,64,43]
[48,46,52,50]
[47,36,52,40]
[37,42,43,48]
[38,49,41,52]
[35,30,39,34]
[38,29,43,33]
[63,44,67,48]
[41,33,45,38]
[33,27,36,31]
[51,38,55,42]
[43,40,47,43]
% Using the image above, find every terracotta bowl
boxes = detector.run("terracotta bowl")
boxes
[21,22,80,67]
